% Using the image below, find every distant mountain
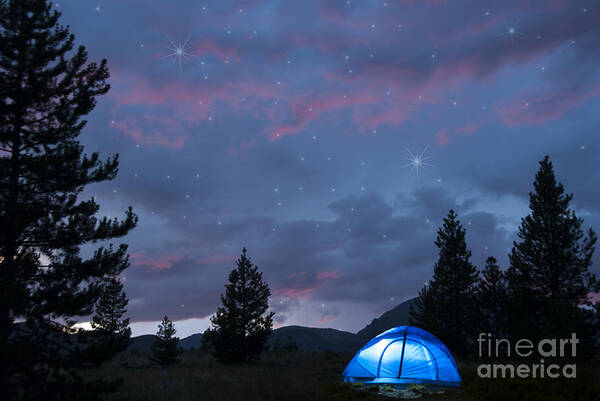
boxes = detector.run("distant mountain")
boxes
[128,298,416,353]
[268,325,359,352]
[179,333,203,349]
[129,333,204,351]
[356,298,415,342]
[129,334,155,351]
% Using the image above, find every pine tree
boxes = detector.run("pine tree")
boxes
[150,316,181,368]
[409,280,438,335]
[410,210,479,355]
[87,277,132,364]
[0,0,137,398]
[506,156,598,345]
[476,257,507,338]
[203,248,274,362]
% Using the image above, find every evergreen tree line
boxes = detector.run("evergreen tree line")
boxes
[410,156,599,358]
[146,248,275,366]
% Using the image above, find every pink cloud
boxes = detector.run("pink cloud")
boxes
[108,74,280,147]
[130,252,184,270]
[494,85,600,127]
[435,128,450,146]
[455,122,479,135]
[436,121,481,146]
[130,251,234,270]
[272,286,319,300]
[192,39,239,62]
[267,92,379,140]
[316,269,342,280]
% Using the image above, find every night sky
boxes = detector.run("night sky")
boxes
[57,1,600,337]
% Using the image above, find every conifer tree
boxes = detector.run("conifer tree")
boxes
[506,156,597,345]
[203,248,274,362]
[150,316,181,368]
[476,257,507,338]
[0,0,137,398]
[86,277,132,364]
[410,210,479,355]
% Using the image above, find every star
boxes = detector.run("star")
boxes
[403,146,434,184]
[164,35,196,68]
[504,21,523,38]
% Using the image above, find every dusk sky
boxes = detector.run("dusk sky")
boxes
[58,0,600,337]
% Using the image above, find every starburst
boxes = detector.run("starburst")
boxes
[163,35,196,68]
[503,20,523,40]
[403,146,434,184]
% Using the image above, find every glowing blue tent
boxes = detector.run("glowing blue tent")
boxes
[342,326,462,387]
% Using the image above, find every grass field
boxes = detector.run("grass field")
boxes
[99,350,600,401]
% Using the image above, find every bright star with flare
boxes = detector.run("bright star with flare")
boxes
[403,146,434,183]
[164,35,196,68]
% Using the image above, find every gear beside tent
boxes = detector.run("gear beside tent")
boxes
[342,326,462,387]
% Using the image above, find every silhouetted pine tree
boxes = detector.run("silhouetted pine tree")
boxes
[410,210,479,355]
[85,277,132,364]
[203,248,274,362]
[150,316,181,367]
[0,0,137,399]
[476,257,507,338]
[505,156,598,348]
[410,280,438,334]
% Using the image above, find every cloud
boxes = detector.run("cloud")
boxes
[495,85,600,127]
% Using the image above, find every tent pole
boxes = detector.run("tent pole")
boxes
[397,330,407,378]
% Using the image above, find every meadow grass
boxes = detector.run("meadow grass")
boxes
[99,351,600,401]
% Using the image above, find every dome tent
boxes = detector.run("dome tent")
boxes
[342,326,462,387]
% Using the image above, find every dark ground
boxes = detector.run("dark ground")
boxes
[99,350,600,401]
